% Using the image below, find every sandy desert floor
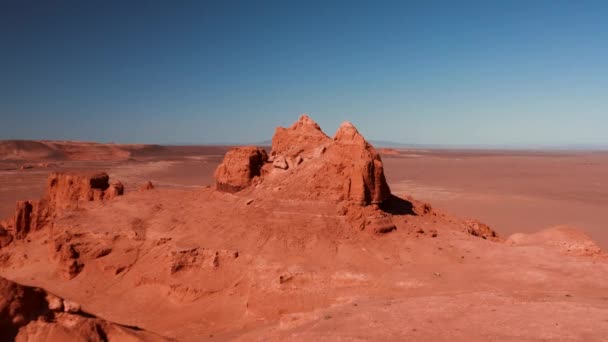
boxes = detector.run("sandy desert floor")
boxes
[3,147,607,248]
[382,149,608,249]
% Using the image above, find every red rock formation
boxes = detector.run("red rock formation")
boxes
[41,171,125,213]
[331,122,391,204]
[0,172,125,279]
[1,172,124,243]
[52,232,85,279]
[266,116,391,205]
[14,200,33,239]
[0,276,165,341]
[140,180,155,191]
[0,276,49,338]
[0,227,13,248]
[215,146,268,192]
[464,219,500,241]
[44,172,111,210]
[214,115,392,206]
[103,181,124,200]
[271,114,331,159]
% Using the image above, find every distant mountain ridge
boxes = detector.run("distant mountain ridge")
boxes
[3,139,607,163]
[0,140,228,162]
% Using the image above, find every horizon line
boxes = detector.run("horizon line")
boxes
[3,139,608,152]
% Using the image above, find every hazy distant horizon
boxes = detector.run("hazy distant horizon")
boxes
[4,138,608,152]
[2,1,607,146]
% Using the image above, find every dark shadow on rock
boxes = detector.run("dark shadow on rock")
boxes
[380,195,416,216]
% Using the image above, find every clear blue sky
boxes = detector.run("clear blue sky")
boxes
[1,0,607,146]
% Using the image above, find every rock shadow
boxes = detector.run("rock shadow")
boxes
[380,195,416,216]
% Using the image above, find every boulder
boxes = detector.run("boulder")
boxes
[0,227,13,248]
[273,156,288,170]
[63,300,81,313]
[140,181,155,191]
[464,219,499,241]
[103,181,124,200]
[215,146,268,193]
[46,293,63,311]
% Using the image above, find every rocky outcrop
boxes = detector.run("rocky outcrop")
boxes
[332,122,391,204]
[269,116,391,205]
[0,276,166,341]
[0,276,49,338]
[271,114,331,159]
[272,156,288,170]
[103,181,124,200]
[52,232,85,279]
[464,219,500,241]
[0,226,13,248]
[44,172,112,211]
[7,200,51,240]
[1,172,124,244]
[0,172,124,278]
[214,115,392,206]
[14,201,33,239]
[215,146,268,193]
[140,181,155,191]
[62,300,81,314]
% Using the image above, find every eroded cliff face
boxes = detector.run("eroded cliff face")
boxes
[215,115,391,206]
[44,172,112,210]
[330,121,391,205]
[0,172,124,243]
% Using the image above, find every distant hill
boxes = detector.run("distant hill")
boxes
[3,139,606,163]
[0,140,164,161]
[0,140,237,162]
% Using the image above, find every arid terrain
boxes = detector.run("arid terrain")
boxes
[382,149,608,249]
[3,141,608,249]
[0,116,607,341]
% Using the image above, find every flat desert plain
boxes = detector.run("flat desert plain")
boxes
[382,149,608,249]
[3,146,607,248]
